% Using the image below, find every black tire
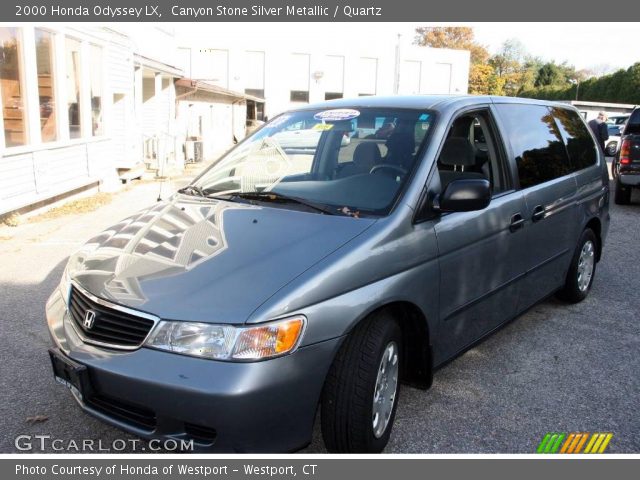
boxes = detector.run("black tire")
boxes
[614,179,632,205]
[557,229,598,303]
[321,311,402,453]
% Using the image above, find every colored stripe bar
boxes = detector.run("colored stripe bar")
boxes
[573,433,589,453]
[550,433,566,453]
[567,433,583,453]
[589,433,607,453]
[544,434,559,453]
[584,433,599,453]
[560,433,576,454]
[598,433,613,453]
[537,433,552,453]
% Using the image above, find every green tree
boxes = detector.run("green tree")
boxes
[413,26,489,64]
[519,62,640,104]
[489,39,527,96]
[535,63,565,87]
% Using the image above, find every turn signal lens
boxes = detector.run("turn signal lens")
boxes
[232,317,305,359]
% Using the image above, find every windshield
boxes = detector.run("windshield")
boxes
[190,107,435,216]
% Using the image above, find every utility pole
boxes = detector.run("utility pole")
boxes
[393,34,401,94]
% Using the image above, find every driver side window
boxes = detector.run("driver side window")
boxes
[437,111,509,195]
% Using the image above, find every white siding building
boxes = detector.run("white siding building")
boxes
[0,26,183,216]
[176,31,470,120]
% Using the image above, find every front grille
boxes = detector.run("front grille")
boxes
[184,422,217,444]
[86,393,157,431]
[69,286,155,348]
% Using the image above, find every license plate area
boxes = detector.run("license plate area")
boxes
[48,349,92,401]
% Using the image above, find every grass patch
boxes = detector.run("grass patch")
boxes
[29,192,114,223]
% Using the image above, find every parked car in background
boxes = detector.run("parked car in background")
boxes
[605,124,623,156]
[609,114,630,126]
[612,107,640,204]
[47,96,609,453]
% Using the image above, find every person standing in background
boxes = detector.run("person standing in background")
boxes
[588,111,609,153]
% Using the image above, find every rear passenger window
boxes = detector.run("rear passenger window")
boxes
[551,107,597,171]
[495,104,570,189]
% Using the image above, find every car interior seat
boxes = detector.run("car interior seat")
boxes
[337,142,382,178]
[437,136,487,190]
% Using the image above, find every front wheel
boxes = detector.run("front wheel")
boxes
[557,229,597,303]
[321,312,402,453]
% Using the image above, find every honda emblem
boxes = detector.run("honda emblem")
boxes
[83,310,96,330]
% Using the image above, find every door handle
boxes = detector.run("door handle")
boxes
[509,213,525,232]
[531,205,545,222]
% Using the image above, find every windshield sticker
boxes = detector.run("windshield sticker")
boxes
[312,123,334,131]
[314,109,361,122]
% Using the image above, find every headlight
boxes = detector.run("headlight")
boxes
[59,266,71,306]
[144,316,305,361]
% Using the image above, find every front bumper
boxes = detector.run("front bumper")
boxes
[46,288,342,452]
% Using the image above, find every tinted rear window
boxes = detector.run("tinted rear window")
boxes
[495,104,571,189]
[551,107,598,171]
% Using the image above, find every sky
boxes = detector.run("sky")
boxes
[174,22,639,72]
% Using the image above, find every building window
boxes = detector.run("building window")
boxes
[399,60,421,95]
[0,27,27,147]
[65,37,82,139]
[245,51,265,95]
[357,57,378,96]
[245,88,264,99]
[324,55,344,99]
[290,53,310,103]
[325,92,343,100]
[90,44,103,136]
[35,29,57,142]
[290,90,309,103]
[199,48,228,87]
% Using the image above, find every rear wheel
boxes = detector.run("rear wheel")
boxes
[557,228,597,303]
[321,311,402,453]
[614,179,632,205]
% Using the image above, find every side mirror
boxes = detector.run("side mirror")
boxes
[435,179,491,212]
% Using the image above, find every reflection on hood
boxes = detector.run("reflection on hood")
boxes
[70,197,376,323]
[78,198,236,307]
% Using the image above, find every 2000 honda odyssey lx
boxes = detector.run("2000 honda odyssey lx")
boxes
[47,96,609,453]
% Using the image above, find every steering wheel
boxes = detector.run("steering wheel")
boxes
[370,164,407,177]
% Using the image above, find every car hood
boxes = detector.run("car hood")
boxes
[69,196,375,324]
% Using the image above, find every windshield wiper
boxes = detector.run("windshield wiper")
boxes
[219,191,339,216]
[177,185,207,197]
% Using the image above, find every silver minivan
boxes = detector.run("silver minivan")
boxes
[47,96,609,453]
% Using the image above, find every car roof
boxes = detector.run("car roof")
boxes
[294,95,573,113]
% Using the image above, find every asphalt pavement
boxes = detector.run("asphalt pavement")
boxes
[0,173,638,454]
